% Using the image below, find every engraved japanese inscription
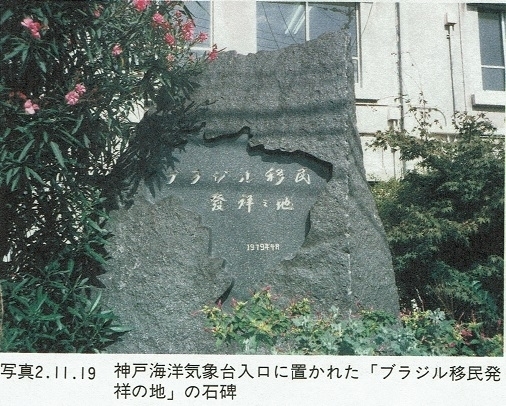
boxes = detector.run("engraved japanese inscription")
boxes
[144,132,330,302]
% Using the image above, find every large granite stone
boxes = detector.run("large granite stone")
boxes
[101,32,399,353]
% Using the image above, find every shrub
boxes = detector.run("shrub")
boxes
[1,1,216,352]
[369,107,503,334]
[1,260,127,352]
[202,288,503,356]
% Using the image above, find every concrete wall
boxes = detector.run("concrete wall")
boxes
[206,1,505,180]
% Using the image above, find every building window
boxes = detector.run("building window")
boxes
[478,10,505,91]
[257,2,359,82]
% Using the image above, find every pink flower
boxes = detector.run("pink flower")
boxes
[164,33,175,46]
[65,90,80,106]
[112,44,123,56]
[207,44,219,61]
[93,5,103,18]
[74,83,86,96]
[166,53,175,62]
[152,12,165,26]
[21,17,42,39]
[197,32,208,43]
[182,20,195,41]
[460,329,473,339]
[24,99,39,115]
[132,0,151,12]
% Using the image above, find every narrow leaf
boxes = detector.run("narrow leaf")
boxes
[37,59,47,73]
[3,44,26,61]
[26,167,44,185]
[0,9,13,26]
[71,115,84,135]
[50,141,66,168]
[89,291,102,314]
[85,244,106,264]
[18,139,34,162]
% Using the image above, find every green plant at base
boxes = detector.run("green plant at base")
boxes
[202,288,503,356]
[203,287,292,353]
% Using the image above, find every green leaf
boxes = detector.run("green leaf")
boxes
[0,9,13,26]
[50,141,66,168]
[85,244,106,264]
[37,59,47,73]
[21,47,29,64]
[3,44,26,61]
[109,325,131,333]
[87,218,105,233]
[71,115,84,135]
[2,127,11,139]
[5,167,19,186]
[17,139,35,162]
[89,291,102,314]
[25,167,44,185]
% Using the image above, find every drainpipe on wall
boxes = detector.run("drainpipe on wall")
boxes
[445,11,458,114]
[457,5,468,112]
[395,2,407,177]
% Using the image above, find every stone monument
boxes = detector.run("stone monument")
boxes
[101,32,399,353]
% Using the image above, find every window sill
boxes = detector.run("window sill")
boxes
[472,91,505,107]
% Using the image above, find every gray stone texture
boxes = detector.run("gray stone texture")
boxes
[101,32,399,353]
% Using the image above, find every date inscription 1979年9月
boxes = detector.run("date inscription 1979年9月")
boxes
[143,132,330,302]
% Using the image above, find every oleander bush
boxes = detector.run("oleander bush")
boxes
[202,288,503,356]
[0,0,217,352]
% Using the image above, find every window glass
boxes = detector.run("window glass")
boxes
[479,11,505,91]
[257,2,356,55]
[482,67,505,91]
[257,2,306,51]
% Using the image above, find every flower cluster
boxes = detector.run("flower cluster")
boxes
[93,5,104,18]
[9,91,40,115]
[207,44,219,61]
[112,44,123,56]
[171,9,209,46]
[164,33,175,46]
[152,12,168,28]
[181,20,195,41]
[21,17,42,39]
[132,0,151,12]
[65,83,86,106]
[24,99,40,115]
[130,0,213,52]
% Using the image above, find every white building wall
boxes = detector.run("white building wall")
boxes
[205,1,505,180]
